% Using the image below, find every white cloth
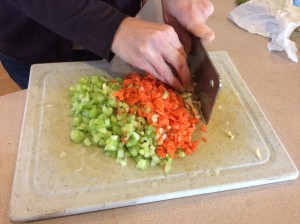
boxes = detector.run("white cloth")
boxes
[229,0,300,62]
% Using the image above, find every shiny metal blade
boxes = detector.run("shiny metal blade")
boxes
[188,36,222,124]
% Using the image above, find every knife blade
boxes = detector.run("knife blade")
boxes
[188,36,222,124]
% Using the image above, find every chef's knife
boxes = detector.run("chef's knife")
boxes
[188,36,222,124]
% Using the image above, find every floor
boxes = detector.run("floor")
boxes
[0,62,21,96]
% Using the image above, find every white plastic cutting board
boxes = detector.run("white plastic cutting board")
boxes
[9,52,298,222]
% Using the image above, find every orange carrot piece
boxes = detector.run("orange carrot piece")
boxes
[201,136,208,143]
[200,124,207,132]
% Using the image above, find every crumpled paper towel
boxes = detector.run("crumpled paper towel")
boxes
[229,0,300,62]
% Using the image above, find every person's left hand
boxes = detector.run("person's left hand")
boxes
[161,0,215,54]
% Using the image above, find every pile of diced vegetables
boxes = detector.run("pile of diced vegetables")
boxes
[69,72,204,173]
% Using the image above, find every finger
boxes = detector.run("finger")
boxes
[165,17,192,54]
[148,55,185,92]
[164,24,187,58]
[176,27,192,55]
[159,25,191,88]
[138,59,169,84]
[187,18,215,42]
[161,44,191,88]
[201,0,214,18]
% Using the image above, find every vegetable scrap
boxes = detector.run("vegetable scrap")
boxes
[69,72,205,173]
[255,148,262,160]
[225,130,235,140]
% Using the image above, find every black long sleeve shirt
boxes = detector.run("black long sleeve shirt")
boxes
[0,0,141,64]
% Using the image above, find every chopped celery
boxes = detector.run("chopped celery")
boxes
[129,146,139,157]
[83,138,92,147]
[163,162,172,173]
[72,116,81,127]
[136,159,149,171]
[162,90,169,100]
[177,150,186,158]
[151,155,161,166]
[70,130,85,143]
[126,136,139,148]
[116,158,127,166]
[69,75,164,172]
[104,144,117,151]
[77,123,88,132]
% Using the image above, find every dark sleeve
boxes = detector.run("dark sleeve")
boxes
[5,0,128,60]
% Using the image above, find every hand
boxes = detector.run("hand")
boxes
[111,17,191,91]
[161,0,215,54]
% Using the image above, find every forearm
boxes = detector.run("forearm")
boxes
[5,0,127,59]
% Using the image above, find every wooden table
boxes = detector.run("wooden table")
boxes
[1,0,299,223]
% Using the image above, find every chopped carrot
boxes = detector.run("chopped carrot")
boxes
[201,136,208,143]
[156,147,167,158]
[200,124,207,132]
[113,72,203,160]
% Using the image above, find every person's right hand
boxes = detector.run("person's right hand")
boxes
[161,0,215,55]
[111,17,191,92]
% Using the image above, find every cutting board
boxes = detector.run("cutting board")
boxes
[9,52,298,222]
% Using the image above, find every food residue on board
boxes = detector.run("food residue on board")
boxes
[225,130,235,140]
[214,168,221,176]
[59,151,66,158]
[255,148,262,160]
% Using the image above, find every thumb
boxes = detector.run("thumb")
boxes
[187,18,215,42]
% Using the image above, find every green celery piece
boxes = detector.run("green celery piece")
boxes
[92,135,101,145]
[121,123,135,135]
[126,136,139,148]
[139,149,145,155]
[116,158,127,166]
[151,155,160,166]
[117,149,125,158]
[177,150,186,158]
[83,138,92,147]
[96,93,106,103]
[104,118,111,128]
[91,75,99,84]
[102,104,113,116]
[72,116,81,127]
[131,131,140,141]
[129,146,139,157]
[70,130,85,143]
[104,144,117,151]
[136,159,149,171]
[162,90,169,100]
[89,106,98,118]
[163,162,172,173]
[77,123,88,132]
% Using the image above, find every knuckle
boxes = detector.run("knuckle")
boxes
[207,1,214,15]
[147,29,165,48]
[164,24,175,34]
[186,5,198,21]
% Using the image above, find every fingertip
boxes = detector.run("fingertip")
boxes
[177,84,185,93]
[168,76,185,92]
[202,30,215,43]
[187,20,215,43]
[182,69,191,88]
